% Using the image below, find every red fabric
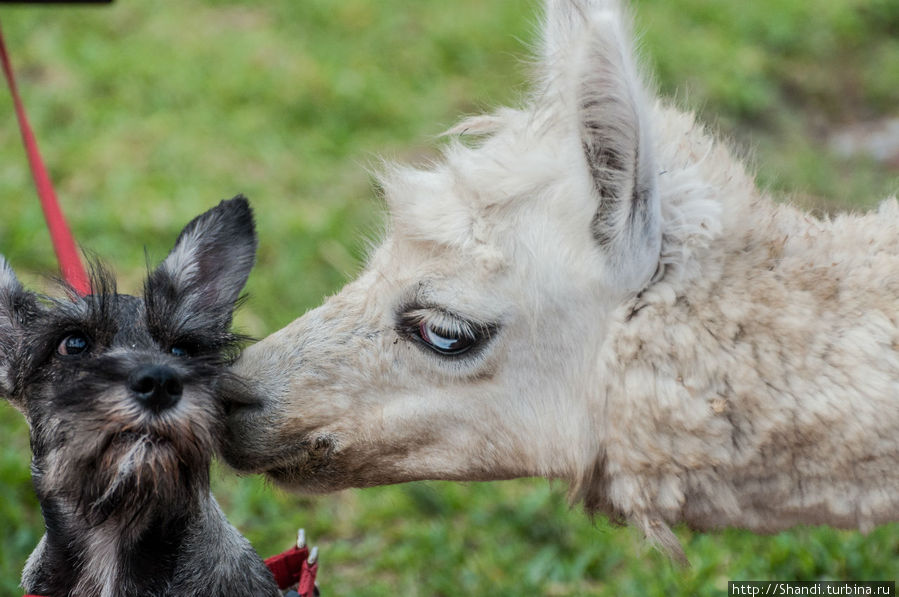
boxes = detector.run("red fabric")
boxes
[297,557,319,597]
[0,20,90,296]
[264,544,318,595]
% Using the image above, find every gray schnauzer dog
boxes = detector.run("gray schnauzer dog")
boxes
[0,197,280,597]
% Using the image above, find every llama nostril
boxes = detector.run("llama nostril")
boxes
[128,365,182,413]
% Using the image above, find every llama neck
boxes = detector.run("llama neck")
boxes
[599,172,899,542]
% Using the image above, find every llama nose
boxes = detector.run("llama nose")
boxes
[128,365,183,413]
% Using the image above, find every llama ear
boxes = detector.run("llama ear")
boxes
[147,195,257,329]
[0,256,37,402]
[539,0,624,62]
[542,2,661,291]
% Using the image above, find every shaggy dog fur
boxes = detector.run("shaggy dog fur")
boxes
[1,199,279,596]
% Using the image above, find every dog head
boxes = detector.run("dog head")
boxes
[0,197,256,522]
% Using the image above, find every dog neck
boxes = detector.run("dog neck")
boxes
[24,484,204,597]
[23,485,280,597]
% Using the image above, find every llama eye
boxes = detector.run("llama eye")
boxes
[417,321,475,355]
[57,334,89,356]
[170,345,189,357]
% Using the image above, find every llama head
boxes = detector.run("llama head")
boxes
[224,0,661,497]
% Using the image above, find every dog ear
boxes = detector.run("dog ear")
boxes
[0,255,38,402]
[541,1,661,292]
[147,196,257,330]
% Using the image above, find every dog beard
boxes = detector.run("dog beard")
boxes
[85,432,209,523]
[39,391,221,529]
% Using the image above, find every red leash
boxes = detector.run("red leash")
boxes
[0,18,90,296]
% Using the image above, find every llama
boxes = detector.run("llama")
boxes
[223,0,899,562]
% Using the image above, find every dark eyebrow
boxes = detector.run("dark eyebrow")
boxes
[25,293,119,364]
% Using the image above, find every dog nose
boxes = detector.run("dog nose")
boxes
[128,365,183,413]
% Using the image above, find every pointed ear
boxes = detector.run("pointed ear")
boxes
[147,195,257,330]
[539,0,624,63]
[0,256,38,402]
[542,2,661,291]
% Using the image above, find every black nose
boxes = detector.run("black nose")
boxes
[128,365,183,413]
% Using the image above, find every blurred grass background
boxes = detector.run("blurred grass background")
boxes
[0,1,897,595]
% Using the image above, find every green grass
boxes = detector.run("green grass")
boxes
[0,1,897,595]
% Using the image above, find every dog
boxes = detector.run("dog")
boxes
[0,197,280,597]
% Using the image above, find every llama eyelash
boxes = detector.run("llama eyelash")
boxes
[395,306,499,361]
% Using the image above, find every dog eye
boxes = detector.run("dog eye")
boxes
[170,344,191,357]
[417,321,475,355]
[57,334,89,356]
